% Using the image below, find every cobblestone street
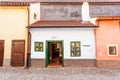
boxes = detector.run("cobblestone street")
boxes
[0,67,120,80]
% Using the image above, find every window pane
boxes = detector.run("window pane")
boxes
[76,42,80,47]
[71,41,80,57]
[72,42,75,47]
[35,42,43,52]
[76,47,79,51]
[109,46,117,55]
[107,44,118,56]
[76,52,80,56]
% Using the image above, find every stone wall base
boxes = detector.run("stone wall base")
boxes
[30,59,96,68]
[96,60,120,69]
[31,59,45,68]
[3,59,11,67]
[3,59,26,68]
[64,59,96,67]
[3,59,120,69]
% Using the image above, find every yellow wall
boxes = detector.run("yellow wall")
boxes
[0,6,28,59]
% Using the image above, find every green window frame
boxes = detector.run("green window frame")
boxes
[70,41,81,57]
[34,42,43,52]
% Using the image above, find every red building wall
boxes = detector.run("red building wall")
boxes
[95,17,120,68]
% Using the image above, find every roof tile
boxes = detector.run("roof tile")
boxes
[29,20,97,28]
[1,0,120,2]
[0,1,29,6]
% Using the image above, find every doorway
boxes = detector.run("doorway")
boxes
[11,40,25,67]
[46,41,64,67]
[0,40,4,66]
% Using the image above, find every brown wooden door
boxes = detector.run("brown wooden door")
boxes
[11,40,25,67]
[0,40,4,66]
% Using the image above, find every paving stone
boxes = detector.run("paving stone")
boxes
[0,67,120,80]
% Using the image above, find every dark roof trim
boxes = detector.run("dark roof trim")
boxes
[96,16,120,20]
[41,2,120,5]
[1,0,120,3]
[28,20,98,28]
[0,1,30,6]
[89,2,120,5]
[28,26,97,28]
[0,1,120,6]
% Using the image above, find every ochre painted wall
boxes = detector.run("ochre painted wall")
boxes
[95,20,120,60]
[0,6,28,60]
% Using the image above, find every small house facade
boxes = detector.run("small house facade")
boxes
[0,2,29,67]
[0,0,120,68]
[95,16,120,68]
[29,21,97,67]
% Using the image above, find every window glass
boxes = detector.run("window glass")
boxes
[34,42,43,52]
[107,44,118,56]
[71,41,81,57]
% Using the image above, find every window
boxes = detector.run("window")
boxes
[107,44,118,56]
[71,41,81,57]
[34,42,43,52]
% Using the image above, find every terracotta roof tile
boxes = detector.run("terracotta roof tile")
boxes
[1,0,120,2]
[0,0,120,6]
[29,20,97,28]
[0,1,29,6]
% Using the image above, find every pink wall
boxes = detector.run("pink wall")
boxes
[95,20,120,60]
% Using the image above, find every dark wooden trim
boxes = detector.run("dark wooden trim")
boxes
[0,1,120,6]
[0,40,5,43]
[89,2,120,5]
[0,2,30,6]
[26,30,31,68]
[119,21,120,32]
[28,32,31,54]
[0,40,4,66]
[40,2,120,5]
[96,19,120,21]
[41,2,82,5]
[26,6,31,68]
[29,26,97,28]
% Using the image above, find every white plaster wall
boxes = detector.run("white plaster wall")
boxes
[30,3,40,24]
[30,28,96,59]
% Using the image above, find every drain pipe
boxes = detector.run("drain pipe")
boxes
[26,3,31,68]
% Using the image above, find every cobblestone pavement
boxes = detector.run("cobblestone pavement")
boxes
[0,67,120,80]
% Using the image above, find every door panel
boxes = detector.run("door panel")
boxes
[46,41,64,67]
[0,40,4,66]
[46,41,63,67]
[46,41,50,67]
[11,40,25,67]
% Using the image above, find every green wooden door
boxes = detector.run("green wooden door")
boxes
[45,41,50,67]
[62,42,64,67]
[46,40,64,67]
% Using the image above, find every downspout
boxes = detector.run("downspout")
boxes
[95,19,99,67]
[26,3,31,68]
[119,21,120,31]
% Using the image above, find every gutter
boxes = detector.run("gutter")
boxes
[26,4,31,68]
